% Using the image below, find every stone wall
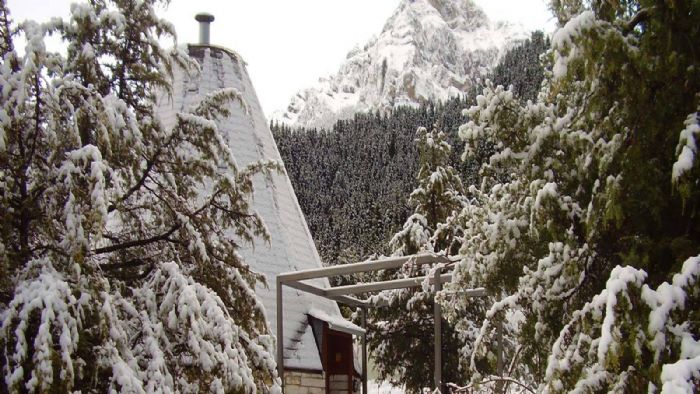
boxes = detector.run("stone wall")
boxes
[284,370,361,394]
[284,370,325,394]
[329,374,362,394]
[329,374,349,394]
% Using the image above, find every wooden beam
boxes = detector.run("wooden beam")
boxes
[278,253,452,283]
[365,287,487,308]
[283,279,327,298]
[324,274,452,297]
[282,280,369,307]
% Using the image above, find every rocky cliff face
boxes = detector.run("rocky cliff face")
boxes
[271,0,528,129]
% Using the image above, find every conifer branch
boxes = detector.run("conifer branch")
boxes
[99,256,151,271]
[92,223,181,255]
[448,376,535,393]
[622,7,653,36]
[108,127,182,212]
[108,156,156,212]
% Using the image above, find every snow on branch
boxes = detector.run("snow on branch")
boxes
[1,260,88,392]
[544,257,700,393]
[130,261,267,392]
[672,108,699,185]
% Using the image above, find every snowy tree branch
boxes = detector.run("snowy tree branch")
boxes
[107,156,156,212]
[91,222,181,255]
[448,376,536,393]
[99,255,155,271]
[622,7,653,36]
[107,124,183,213]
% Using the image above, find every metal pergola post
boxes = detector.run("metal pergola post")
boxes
[274,253,486,393]
[361,307,368,394]
[434,266,442,391]
[276,277,284,391]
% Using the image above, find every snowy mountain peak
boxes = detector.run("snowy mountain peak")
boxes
[271,0,528,129]
[389,0,488,32]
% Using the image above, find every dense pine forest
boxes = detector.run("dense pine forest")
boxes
[273,32,549,270]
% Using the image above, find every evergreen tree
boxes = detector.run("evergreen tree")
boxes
[0,0,280,392]
[489,31,550,102]
[366,125,473,393]
[447,0,700,391]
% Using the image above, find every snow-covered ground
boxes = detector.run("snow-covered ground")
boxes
[368,380,405,394]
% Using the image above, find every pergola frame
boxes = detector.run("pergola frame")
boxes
[276,253,486,393]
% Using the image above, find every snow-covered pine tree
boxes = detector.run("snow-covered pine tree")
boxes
[0,0,280,392]
[446,0,699,392]
[366,125,474,392]
[402,125,466,256]
[488,31,549,102]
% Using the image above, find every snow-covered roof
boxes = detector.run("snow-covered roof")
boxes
[308,307,366,337]
[156,44,351,371]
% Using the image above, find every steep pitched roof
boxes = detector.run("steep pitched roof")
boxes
[156,45,350,370]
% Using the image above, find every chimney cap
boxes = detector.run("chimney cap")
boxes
[195,13,215,23]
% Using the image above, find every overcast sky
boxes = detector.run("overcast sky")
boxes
[6,0,555,116]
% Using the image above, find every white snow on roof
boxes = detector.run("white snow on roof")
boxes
[156,45,348,371]
[308,307,365,337]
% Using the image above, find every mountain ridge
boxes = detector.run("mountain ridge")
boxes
[271,0,528,129]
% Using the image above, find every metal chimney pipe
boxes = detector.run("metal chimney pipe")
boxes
[195,13,214,45]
